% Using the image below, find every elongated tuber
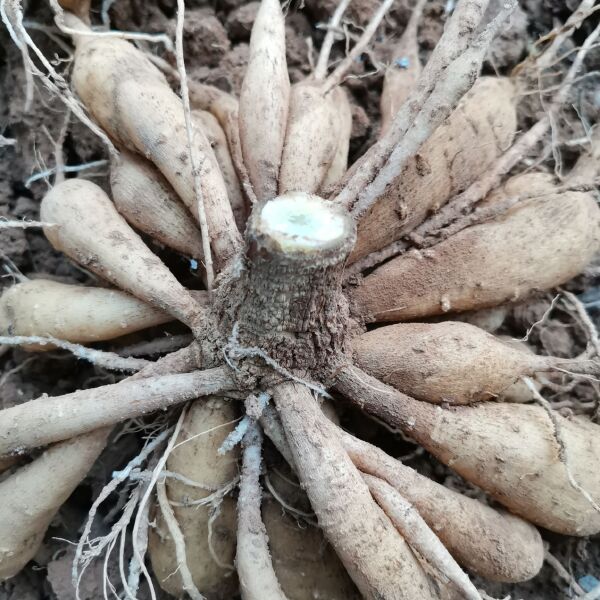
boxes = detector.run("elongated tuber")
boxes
[110,150,204,259]
[149,397,239,598]
[351,321,594,404]
[40,179,203,328]
[350,77,517,263]
[352,189,600,322]
[335,366,600,536]
[0,429,108,581]
[239,0,290,201]
[0,279,172,346]
[273,382,439,599]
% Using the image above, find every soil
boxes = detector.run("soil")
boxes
[0,0,599,599]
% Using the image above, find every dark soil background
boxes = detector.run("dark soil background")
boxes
[1,0,599,598]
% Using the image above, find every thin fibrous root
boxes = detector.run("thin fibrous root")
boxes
[236,423,288,600]
[0,335,150,371]
[320,0,395,93]
[523,377,600,515]
[72,428,171,595]
[0,219,57,229]
[50,0,173,49]
[175,0,214,291]
[0,366,235,456]
[0,0,116,151]
[156,479,204,600]
[313,0,352,80]
[139,408,193,600]
[562,290,600,359]
[363,474,482,600]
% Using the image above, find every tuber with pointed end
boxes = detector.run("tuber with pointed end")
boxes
[351,321,597,404]
[0,279,173,347]
[349,77,517,263]
[340,429,544,583]
[40,179,203,329]
[110,150,204,259]
[261,406,544,584]
[278,82,341,195]
[352,188,600,322]
[193,110,247,230]
[335,366,600,536]
[363,474,482,600]
[149,397,239,598]
[66,14,242,268]
[379,0,426,136]
[0,429,108,581]
[273,382,439,600]
[239,0,290,201]
[320,87,353,192]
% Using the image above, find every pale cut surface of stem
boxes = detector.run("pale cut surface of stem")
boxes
[0,367,235,456]
[236,424,288,600]
[363,474,482,600]
[273,382,438,600]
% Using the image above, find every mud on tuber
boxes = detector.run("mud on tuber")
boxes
[1,0,600,598]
